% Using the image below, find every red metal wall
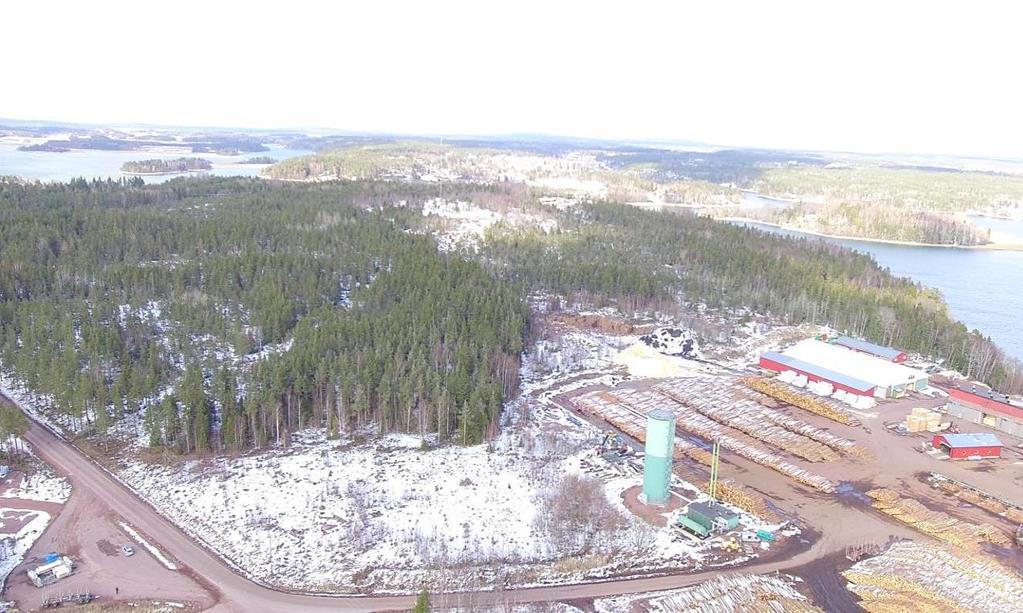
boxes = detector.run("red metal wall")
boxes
[949,446,1001,459]
[931,435,1002,459]
[758,356,875,397]
[949,388,1023,421]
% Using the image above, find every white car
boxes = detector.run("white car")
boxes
[121,545,135,557]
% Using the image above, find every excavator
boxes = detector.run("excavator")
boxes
[596,430,630,458]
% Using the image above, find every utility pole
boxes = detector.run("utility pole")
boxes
[709,440,720,500]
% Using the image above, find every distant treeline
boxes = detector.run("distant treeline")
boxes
[483,202,1022,392]
[121,158,212,174]
[0,176,1019,460]
[20,135,268,155]
[239,156,277,165]
[727,201,992,246]
[0,178,525,453]
[752,166,1023,215]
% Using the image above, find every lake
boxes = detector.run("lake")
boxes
[737,216,1023,361]
[0,143,311,183]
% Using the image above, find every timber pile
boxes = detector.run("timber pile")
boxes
[743,377,857,426]
[655,377,843,462]
[571,390,713,465]
[843,541,1023,613]
[928,472,1023,524]
[614,388,836,493]
[867,488,1011,549]
[648,574,823,613]
[696,479,779,523]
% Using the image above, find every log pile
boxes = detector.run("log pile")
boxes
[696,479,779,523]
[571,390,712,465]
[743,377,858,426]
[655,377,847,462]
[614,388,836,493]
[928,472,1023,526]
[843,541,1023,613]
[648,574,824,613]
[867,488,1011,549]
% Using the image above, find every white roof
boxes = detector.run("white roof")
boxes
[782,339,928,389]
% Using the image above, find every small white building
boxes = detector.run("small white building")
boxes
[27,556,74,587]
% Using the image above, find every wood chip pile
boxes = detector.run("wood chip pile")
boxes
[867,488,1011,550]
[654,377,848,462]
[743,377,858,426]
[843,541,1023,613]
[613,388,835,493]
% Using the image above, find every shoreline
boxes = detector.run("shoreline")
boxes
[718,217,1023,251]
[119,169,211,176]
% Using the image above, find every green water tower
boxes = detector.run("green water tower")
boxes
[643,409,675,505]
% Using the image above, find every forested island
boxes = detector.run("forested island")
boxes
[19,134,269,155]
[238,156,277,164]
[732,165,1023,246]
[121,157,213,175]
[0,176,1020,458]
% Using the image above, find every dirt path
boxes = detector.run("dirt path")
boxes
[7,399,857,612]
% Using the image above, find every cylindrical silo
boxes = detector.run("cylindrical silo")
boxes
[643,409,675,505]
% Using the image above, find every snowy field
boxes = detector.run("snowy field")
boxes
[3,309,793,594]
[0,438,71,591]
[117,422,739,592]
[0,508,51,592]
[111,323,774,593]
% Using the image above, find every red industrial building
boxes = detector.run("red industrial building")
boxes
[758,352,877,396]
[931,433,1003,459]
[834,336,908,363]
[948,386,1023,421]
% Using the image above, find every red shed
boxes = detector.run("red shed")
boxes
[932,433,1003,459]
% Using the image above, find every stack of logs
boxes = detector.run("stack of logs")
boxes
[867,488,1011,549]
[743,377,858,426]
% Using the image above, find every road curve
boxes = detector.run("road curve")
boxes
[14,402,829,612]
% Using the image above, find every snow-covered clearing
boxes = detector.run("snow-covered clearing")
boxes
[3,306,798,595]
[0,508,51,592]
[421,197,556,252]
[109,322,773,594]
[0,438,70,591]
[0,440,70,505]
[421,198,501,252]
[593,573,820,612]
[0,469,70,505]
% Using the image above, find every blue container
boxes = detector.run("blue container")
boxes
[756,529,775,542]
[43,552,60,563]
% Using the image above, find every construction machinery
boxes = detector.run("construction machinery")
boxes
[596,430,630,458]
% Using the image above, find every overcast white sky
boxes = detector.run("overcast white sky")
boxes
[4,1,1021,157]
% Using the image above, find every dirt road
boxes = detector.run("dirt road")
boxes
[15,412,838,612]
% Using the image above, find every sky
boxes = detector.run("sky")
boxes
[4,1,1022,157]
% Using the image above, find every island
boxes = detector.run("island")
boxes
[237,156,277,165]
[120,157,213,175]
